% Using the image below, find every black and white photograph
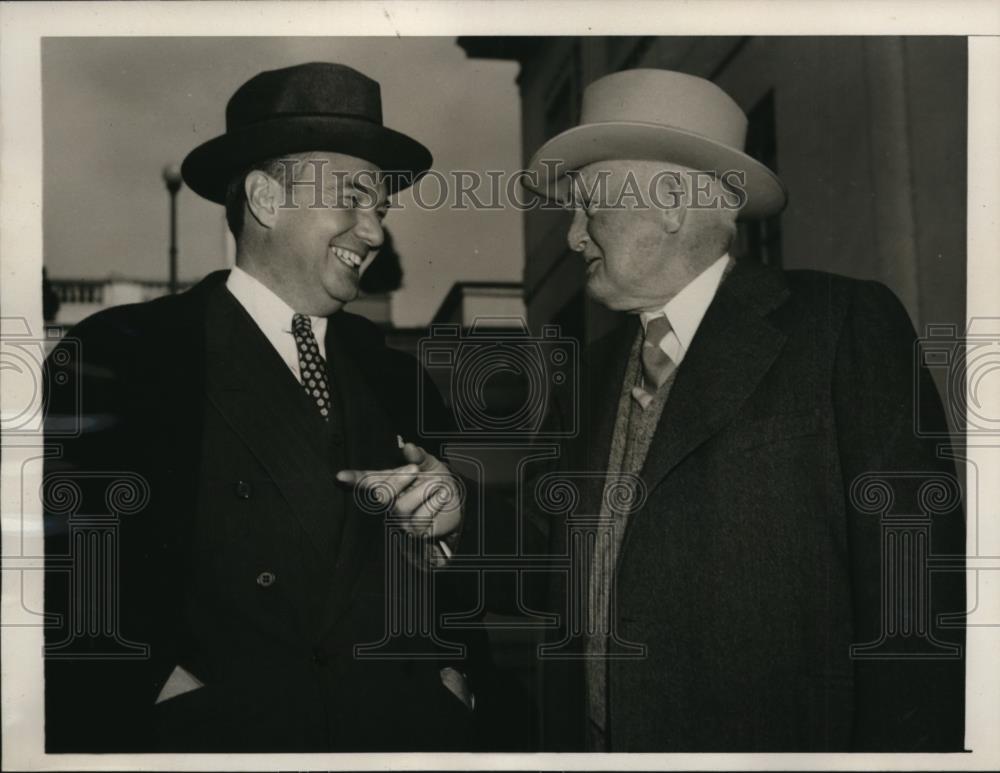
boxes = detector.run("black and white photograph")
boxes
[1,1,999,769]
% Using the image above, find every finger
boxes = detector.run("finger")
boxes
[393,470,459,513]
[402,495,460,539]
[394,478,436,517]
[396,498,437,536]
[337,465,420,500]
[380,467,422,501]
[401,442,427,467]
[337,464,417,487]
[407,442,449,473]
[398,519,435,539]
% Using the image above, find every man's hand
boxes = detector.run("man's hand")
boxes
[336,442,464,539]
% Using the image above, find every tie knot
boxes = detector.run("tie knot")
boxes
[644,315,672,348]
[292,313,312,334]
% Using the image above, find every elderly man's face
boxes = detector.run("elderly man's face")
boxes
[267,152,388,315]
[567,160,694,312]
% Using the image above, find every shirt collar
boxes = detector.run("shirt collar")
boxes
[226,265,328,342]
[639,253,731,356]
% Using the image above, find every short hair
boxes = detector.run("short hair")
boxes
[223,153,314,238]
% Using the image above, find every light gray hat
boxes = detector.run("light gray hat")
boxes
[523,68,787,220]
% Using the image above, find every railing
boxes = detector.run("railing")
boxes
[50,278,195,304]
[51,279,107,305]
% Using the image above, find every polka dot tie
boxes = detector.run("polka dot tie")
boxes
[291,313,331,421]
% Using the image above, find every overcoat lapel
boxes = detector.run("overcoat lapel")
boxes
[638,261,790,494]
[320,313,404,632]
[204,285,342,558]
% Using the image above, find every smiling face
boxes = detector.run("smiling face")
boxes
[566,159,733,312]
[240,151,389,316]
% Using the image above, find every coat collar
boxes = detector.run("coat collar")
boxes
[585,260,790,500]
[637,259,790,492]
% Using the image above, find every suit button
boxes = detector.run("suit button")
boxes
[235,480,252,499]
[312,646,328,666]
[256,571,276,587]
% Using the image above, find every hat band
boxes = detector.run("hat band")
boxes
[229,111,383,131]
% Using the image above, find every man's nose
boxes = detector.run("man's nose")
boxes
[567,207,589,253]
[355,209,385,250]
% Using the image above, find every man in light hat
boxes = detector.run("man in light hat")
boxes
[525,69,964,752]
[43,62,482,752]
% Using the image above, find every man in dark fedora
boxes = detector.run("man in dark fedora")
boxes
[43,62,481,752]
[523,69,965,752]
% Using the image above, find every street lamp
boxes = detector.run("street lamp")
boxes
[161,164,183,295]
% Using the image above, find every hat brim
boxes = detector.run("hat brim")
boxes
[524,121,787,220]
[181,116,433,204]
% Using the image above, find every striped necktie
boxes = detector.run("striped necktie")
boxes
[632,315,675,409]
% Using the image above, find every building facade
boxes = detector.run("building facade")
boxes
[461,36,967,346]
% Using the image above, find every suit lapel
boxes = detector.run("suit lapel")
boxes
[639,261,791,493]
[204,285,340,558]
[320,313,403,631]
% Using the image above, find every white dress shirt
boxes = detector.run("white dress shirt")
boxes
[226,265,327,383]
[638,253,731,365]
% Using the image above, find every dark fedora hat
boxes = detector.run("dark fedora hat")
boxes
[181,62,432,203]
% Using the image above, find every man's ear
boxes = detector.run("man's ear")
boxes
[652,169,687,234]
[245,170,281,229]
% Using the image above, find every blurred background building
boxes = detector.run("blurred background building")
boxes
[460,35,967,345]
